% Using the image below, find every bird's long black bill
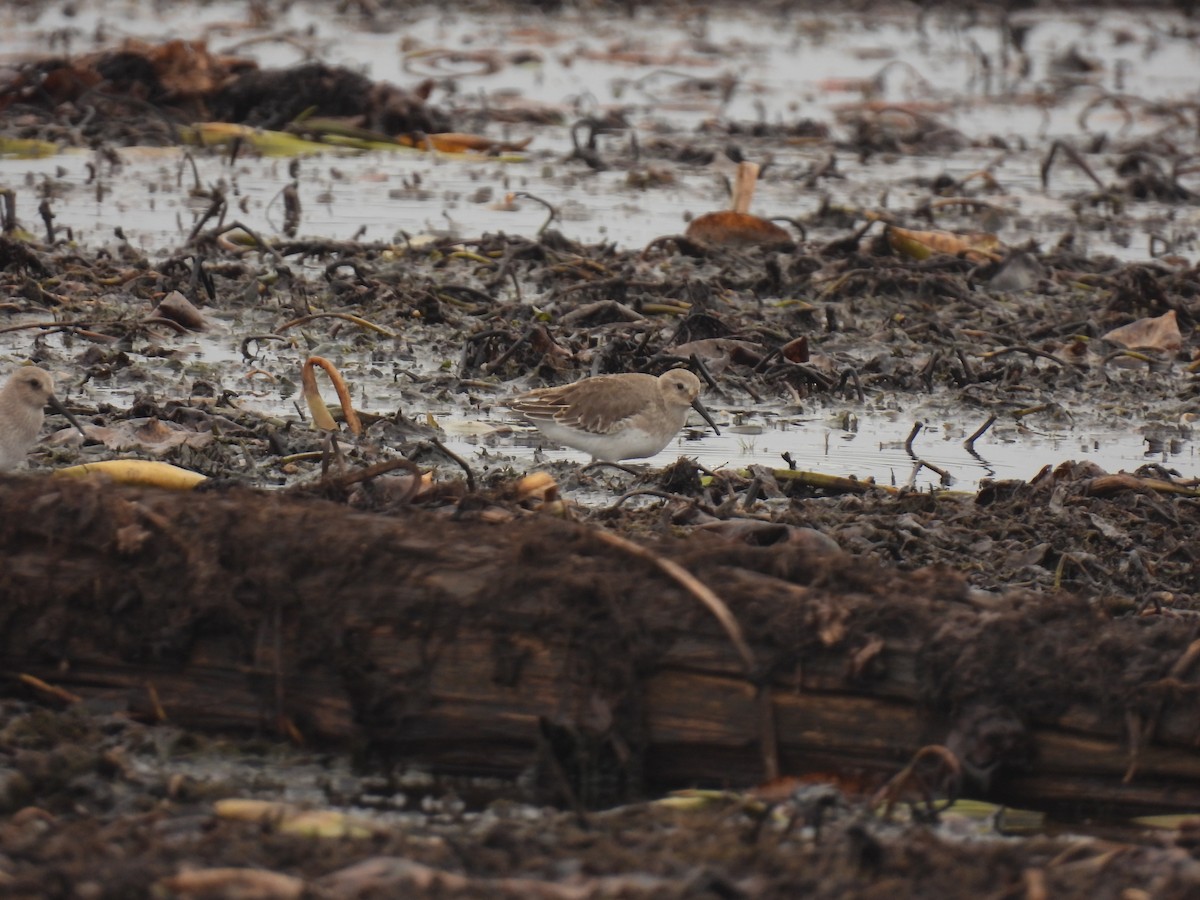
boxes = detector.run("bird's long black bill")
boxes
[691,398,720,436]
[48,393,87,437]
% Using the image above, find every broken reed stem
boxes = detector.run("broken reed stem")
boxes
[731,161,760,215]
[914,459,951,482]
[301,356,363,436]
[19,673,81,705]
[964,414,997,451]
[146,682,168,722]
[757,684,781,783]
[591,529,756,675]
[904,421,923,456]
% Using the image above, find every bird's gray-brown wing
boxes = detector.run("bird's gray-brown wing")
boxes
[508,379,648,436]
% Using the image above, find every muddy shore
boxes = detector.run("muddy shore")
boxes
[1,1,1200,896]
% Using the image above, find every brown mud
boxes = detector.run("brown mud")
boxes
[2,1,1200,897]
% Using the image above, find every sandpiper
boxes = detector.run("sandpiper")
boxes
[507,369,721,462]
[0,366,86,470]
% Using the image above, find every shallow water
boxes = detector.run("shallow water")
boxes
[433,402,1197,490]
[5,2,1198,253]
[1,1,1197,491]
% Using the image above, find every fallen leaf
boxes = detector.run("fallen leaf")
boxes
[394,132,532,154]
[440,420,498,437]
[781,336,809,363]
[886,225,1002,262]
[115,39,251,101]
[153,290,208,331]
[683,161,795,249]
[685,211,793,249]
[516,471,558,502]
[672,338,765,373]
[79,419,214,454]
[1102,310,1182,352]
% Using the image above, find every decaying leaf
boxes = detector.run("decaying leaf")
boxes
[71,419,214,455]
[152,290,208,331]
[781,336,809,363]
[0,137,59,159]
[187,122,334,157]
[118,38,250,101]
[685,211,793,249]
[31,39,253,110]
[684,161,794,249]
[1102,310,1182,353]
[516,471,558,502]
[214,798,375,838]
[394,132,532,154]
[54,459,207,490]
[672,338,766,373]
[886,225,1002,262]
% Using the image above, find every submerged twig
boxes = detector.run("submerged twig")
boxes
[904,421,923,457]
[963,414,997,452]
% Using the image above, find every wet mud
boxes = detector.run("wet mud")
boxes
[1,0,1200,897]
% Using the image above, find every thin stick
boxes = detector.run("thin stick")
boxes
[19,673,81,705]
[904,421,923,457]
[963,414,997,451]
[605,488,691,511]
[592,529,755,674]
[512,191,559,238]
[871,744,962,820]
[981,345,1070,368]
[914,459,952,483]
[428,437,476,493]
[757,684,780,783]
[0,320,90,335]
[276,312,395,338]
[580,460,642,477]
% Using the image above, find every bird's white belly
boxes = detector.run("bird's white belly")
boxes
[535,420,669,461]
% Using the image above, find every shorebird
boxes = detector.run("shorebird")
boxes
[507,369,720,462]
[0,366,86,470]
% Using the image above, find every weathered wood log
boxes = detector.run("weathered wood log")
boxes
[1,474,1198,818]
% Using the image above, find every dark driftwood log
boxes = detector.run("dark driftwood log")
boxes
[1,475,1199,817]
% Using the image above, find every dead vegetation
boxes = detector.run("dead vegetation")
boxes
[2,1,1200,897]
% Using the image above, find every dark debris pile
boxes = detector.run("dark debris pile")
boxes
[2,700,1200,899]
